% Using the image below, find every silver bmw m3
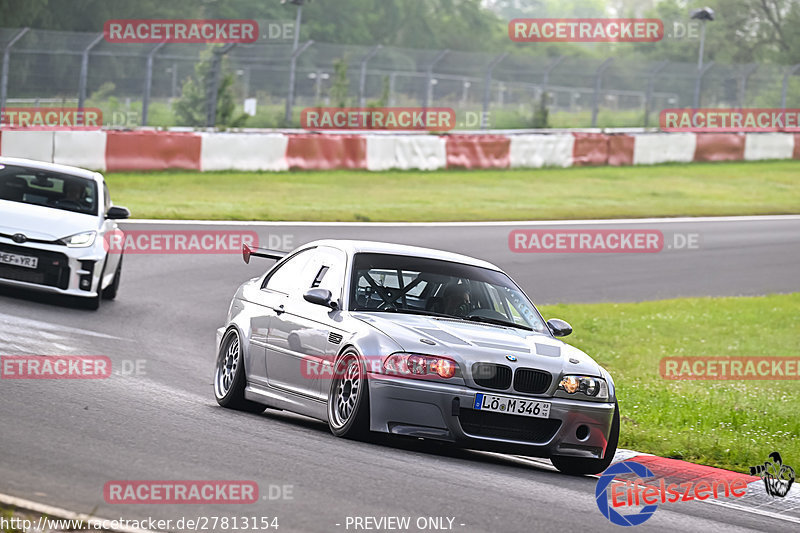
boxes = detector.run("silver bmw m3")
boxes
[215,240,619,475]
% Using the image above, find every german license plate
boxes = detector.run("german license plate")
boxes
[0,252,38,269]
[474,392,550,419]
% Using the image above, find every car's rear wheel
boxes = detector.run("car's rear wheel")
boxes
[102,255,122,300]
[214,329,266,413]
[550,401,620,476]
[327,350,370,439]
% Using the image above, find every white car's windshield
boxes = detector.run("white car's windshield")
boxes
[350,252,548,333]
[0,164,98,216]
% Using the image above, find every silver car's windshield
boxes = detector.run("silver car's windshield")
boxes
[0,164,98,215]
[350,253,548,333]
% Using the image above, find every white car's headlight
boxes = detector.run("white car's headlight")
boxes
[558,375,609,400]
[63,231,97,248]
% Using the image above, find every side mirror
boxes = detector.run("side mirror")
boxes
[303,288,339,310]
[547,318,572,337]
[106,206,130,220]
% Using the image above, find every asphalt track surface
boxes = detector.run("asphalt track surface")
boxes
[1,216,798,533]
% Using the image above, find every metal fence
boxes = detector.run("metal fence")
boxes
[2,27,800,129]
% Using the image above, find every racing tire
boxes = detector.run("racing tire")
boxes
[327,350,370,439]
[214,328,266,413]
[102,255,122,300]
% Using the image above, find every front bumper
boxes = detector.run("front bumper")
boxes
[0,239,109,298]
[368,374,615,459]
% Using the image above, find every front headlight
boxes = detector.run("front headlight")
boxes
[558,375,608,400]
[63,231,97,248]
[384,352,459,379]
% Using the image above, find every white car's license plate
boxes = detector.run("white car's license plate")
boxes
[473,393,551,419]
[0,252,38,269]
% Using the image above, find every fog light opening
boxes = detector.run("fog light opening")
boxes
[575,425,590,441]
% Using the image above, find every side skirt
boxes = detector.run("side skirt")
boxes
[245,383,328,421]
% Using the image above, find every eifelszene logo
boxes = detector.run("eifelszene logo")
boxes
[596,461,658,527]
[596,460,748,526]
[750,452,795,497]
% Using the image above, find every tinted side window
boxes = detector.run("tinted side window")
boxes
[263,249,314,294]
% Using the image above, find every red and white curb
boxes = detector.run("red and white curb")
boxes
[511,448,800,524]
[2,130,799,173]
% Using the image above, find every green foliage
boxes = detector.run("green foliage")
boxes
[631,0,800,65]
[5,0,800,68]
[367,76,391,108]
[89,82,115,102]
[0,0,201,31]
[531,93,550,128]
[329,59,350,108]
[172,47,248,129]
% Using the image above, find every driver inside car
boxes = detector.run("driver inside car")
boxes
[443,282,473,317]
[51,179,86,209]
[63,180,84,202]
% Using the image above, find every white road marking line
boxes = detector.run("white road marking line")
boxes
[703,497,800,524]
[0,312,126,341]
[0,492,160,533]
[121,214,800,227]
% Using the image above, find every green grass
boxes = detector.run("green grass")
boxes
[107,160,800,221]
[539,293,800,473]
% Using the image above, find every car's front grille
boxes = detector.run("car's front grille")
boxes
[513,368,552,394]
[0,244,70,289]
[0,232,64,245]
[458,409,561,443]
[471,363,512,390]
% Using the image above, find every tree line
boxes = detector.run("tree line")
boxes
[2,0,799,65]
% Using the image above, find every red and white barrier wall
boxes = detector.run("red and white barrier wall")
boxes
[1,130,798,172]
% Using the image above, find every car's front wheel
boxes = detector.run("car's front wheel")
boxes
[327,350,370,439]
[102,255,122,300]
[550,401,620,476]
[214,329,266,413]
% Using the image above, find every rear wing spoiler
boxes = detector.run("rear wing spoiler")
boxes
[242,243,288,264]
